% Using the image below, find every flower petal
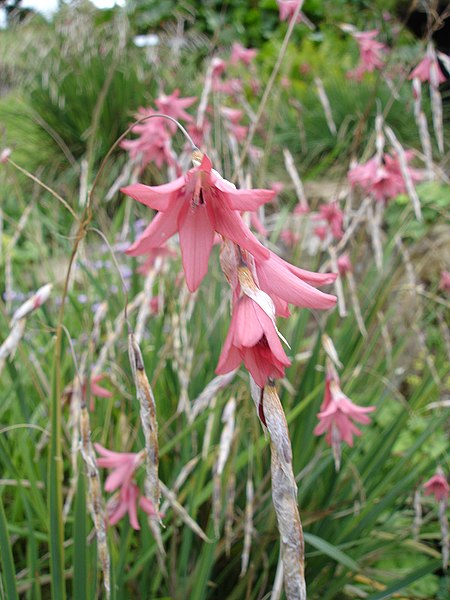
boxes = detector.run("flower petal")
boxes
[121,178,185,211]
[126,207,181,256]
[178,203,215,291]
[213,205,270,261]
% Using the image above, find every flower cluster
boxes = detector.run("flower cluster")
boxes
[347,30,387,81]
[95,444,158,530]
[123,150,336,389]
[120,90,197,170]
[348,150,423,203]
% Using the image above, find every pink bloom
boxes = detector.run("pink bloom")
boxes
[348,152,422,203]
[230,43,257,65]
[187,120,211,147]
[314,201,344,240]
[313,367,375,448]
[211,57,227,78]
[409,55,446,85]
[314,225,328,241]
[253,250,337,317]
[348,30,386,79]
[337,254,353,276]
[271,181,284,196]
[120,108,176,169]
[213,78,244,96]
[226,122,248,143]
[84,374,112,411]
[107,483,157,530]
[95,444,144,492]
[277,0,305,23]
[220,106,244,124]
[439,271,450,292]
[0,148,11,163]
[155,89,197,129]
[216,294,291,387]
[423,469,449,503]
[122,153,273,291]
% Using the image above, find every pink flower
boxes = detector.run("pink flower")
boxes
[439,271,450,292]
[155,89,197,130]
[337,254,353,276]
[423,469,449,502]
[226,122,248,143]
[271,181,284,196]
[220,106,244,124]
[107,483,157,530]
[314,367,375,454]
[123,153,274,291]
[95,444,144,492]
[211,57,227,78]
[120,108,176,169]
[409,55,446,85]
[213,78,244,96]
[187,120,211,147]
[230,43,257,65]
[313,201,344,240]
[277,0,304,23]
[348,30,386,79]
[84,374,112,411]
[253,250,337,317]
[348,152,422,203]
[0,148,11,163]
[216,293,291,387]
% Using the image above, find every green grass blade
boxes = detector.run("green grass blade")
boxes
[365,559,441,600]
[0,493,19,600]
[304,532,359,571]
[73,469,88,600]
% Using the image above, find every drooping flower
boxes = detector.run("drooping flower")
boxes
[347,29,386,80]
[216,291,291,388]
[409,53,446,85]
[314,361,375,469]
[348,151,423,203]
[277,0,305,23]
[107,482,157,530]
[154,89,197,129]
[120,108,176,169]
[337,254,353,277]
[423,468,449,503]
[230,43,257,65]
[83,374,112,411]
[123,152,274,291]
[439,271,450,292]
[95,444,144,492]
[313,201,344,240]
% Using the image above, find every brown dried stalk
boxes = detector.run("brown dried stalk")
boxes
[79,405,111,598]
[128,333,165,561]
[251,378,306,600]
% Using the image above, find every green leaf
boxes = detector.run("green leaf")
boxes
[0,494,19,600]
[304,532,359,571]
[365,559,441,600]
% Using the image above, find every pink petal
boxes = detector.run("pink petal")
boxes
[213,205,270,261]
[121,178,184,211]
[126,205,181,256]
[178,202,215,292]
[216,327,242,375]
[234,297,264,348]
[215,181,275,211]
[91,383,113,398]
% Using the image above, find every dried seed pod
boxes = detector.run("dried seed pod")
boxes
[79,405,111,598]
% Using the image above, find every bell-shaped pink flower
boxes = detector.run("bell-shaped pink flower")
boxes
[439,271,450,292]
[277,0,305,23]
[314,365,375,450]
[313,201,344,240]
[107,483,157,530]
[348,30,386,79]
[120,108,176,169]
[123,153,274,291]
[423,469,449,502]
[337,254,353,276]
[84,374,112,411]
[409,55,446,85]
[155,89,197,128]
[95,444,144,492]
[230,43,257,65]
[216,293,291,388]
